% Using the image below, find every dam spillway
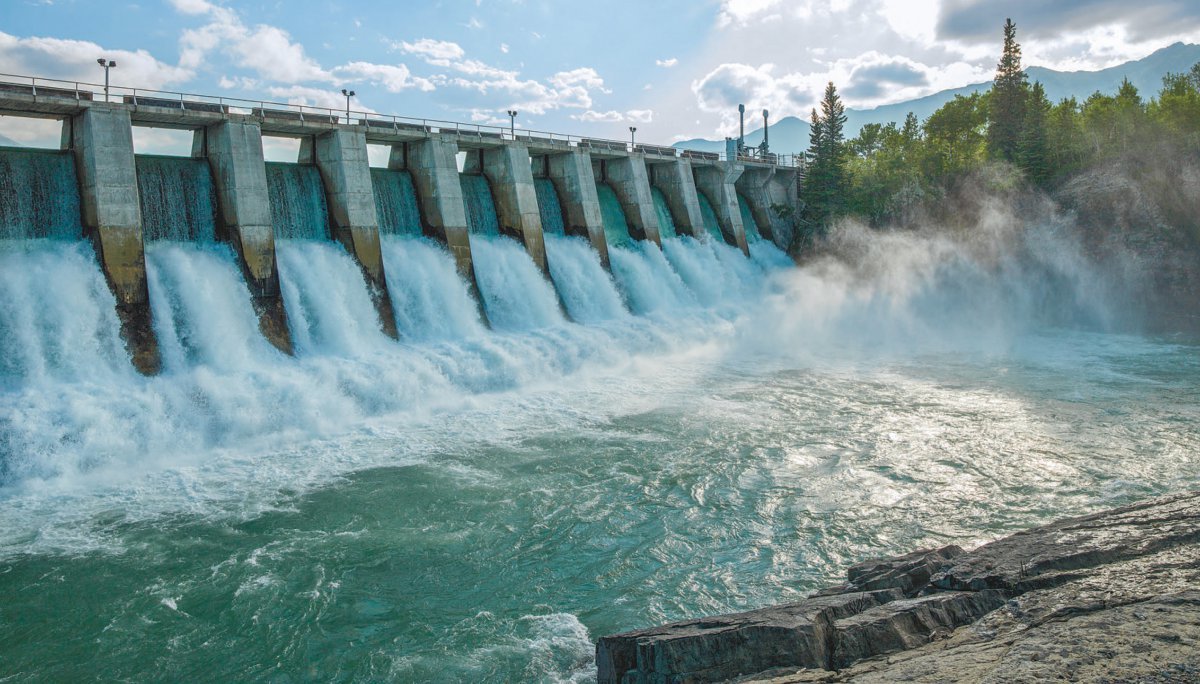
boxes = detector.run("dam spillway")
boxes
[0,82,799,375]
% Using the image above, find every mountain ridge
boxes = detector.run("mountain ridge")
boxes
[674,42,1200,155]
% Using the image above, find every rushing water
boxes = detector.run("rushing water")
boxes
[595,183,632,248]
[1,203,1198,682]
[0,147,83,240]
[136,155,220,243]
[535,178,567,237]
[737,193,761,243]
[372,168,423,238]
[266,163,330,241]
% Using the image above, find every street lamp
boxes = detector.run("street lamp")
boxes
[506,109,517,139]
[629,126,637,149]
[97,58,117,102]
[341,88,356,125]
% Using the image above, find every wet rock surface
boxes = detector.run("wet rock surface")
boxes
[597,491,1200,683]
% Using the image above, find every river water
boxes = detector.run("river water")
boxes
[0,215,1197,682]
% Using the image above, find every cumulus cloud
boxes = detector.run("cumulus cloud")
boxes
[0,31,191,88]
[938,0,1200,43]
[334,62,435,93]
[656,58,678,68]
[843,56,930,99]
[572,109,655,123]
[395,38,466,65]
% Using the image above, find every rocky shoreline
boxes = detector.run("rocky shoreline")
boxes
[597,491,1200,683]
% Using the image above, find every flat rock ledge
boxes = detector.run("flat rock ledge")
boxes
[597,491,1200,683]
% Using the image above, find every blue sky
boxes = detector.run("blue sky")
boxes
[3,0,1200,152]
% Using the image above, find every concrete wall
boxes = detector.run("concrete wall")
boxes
[693,161,749,256]
[765,168,798,251]
[194,121,292,353]
[545,150,609,269]
[735,167,777,244]
[62,105,158,374]
[650,159,705,239]
[463,144,548,276]
[300,129,398,339]
[601,154,661,246]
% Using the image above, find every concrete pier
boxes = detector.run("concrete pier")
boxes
[62,106,159,374]
[650,159,706,239]
[401,136,477,288]
[300,129,398,339]
[464,144,548,276]
[194,121,292,353]
[600,155,662,246]
[693,157,749,256]
[545,150,609,269]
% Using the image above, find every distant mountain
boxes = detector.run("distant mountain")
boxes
[675,42,1200,155]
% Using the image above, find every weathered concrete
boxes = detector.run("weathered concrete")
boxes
[62,105,158,374]
[599,491,1200,684]
[401,136,477,287]
[650,159,706,239]
[736,167,777,243]
[193,121,292,353]
[463,144,548,275]
[693,155,749,255]
[299,129,398,339]
[600,154,662,246]
[545,150,609,269]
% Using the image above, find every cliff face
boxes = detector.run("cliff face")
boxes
[596,491,1200,683]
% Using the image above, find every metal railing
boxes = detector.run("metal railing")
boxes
[0,72,802,167]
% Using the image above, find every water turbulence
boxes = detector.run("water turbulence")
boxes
[460,173,501,237]
[382,237,484,340]
[372,168,423,238]
[266,162,330,240]
[608,241,695,315]
[737,193,763,245]
[534,178,566,237]
[0,147,83,240]
[543,234,626,323]
[596,182,632,248]
[136,155,220,243]
[696,191,726,244]
[651,187,678,239]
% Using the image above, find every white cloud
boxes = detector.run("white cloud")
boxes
[500,43,510,53]
[334,62,435,93]
[574,110,624,122]
[717,0,786,27]
[656,58,679,68]
[0,31,192,89]
[395,38,466,65]
[626,109,654,123]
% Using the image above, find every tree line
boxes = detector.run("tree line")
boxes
[799,18,1200,232]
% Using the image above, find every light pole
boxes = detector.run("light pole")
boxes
[97,58,117,102]
[506,110,517,139]
[341,88,355,125]
[629,126,637,149]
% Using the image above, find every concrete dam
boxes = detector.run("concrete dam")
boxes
[0,78,799,375]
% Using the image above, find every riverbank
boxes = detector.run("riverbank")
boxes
[598,490,1200,683]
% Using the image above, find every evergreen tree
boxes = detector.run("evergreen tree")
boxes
[987,18,1029,162]
[801,82,849,229]
[1019,82,1052,186]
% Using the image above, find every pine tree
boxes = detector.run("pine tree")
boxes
[1019,81,1052,186]
[801,82,849,229]
[987,18,1029,162]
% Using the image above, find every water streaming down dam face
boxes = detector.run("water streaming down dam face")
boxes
[534,178,566,236]
[266,162,330,241]
[737,193,761,243]
[372,168,423,238]
[460,174,501,236]
[543,234,626,323]
[135,155,220,243]
[381,237,484,341]
[0,147,83,240]
[608,241,696,315]
[696,191,726,244]
[596,182,632,248]
[651,187,678,239]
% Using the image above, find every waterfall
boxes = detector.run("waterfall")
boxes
[146,242,278,373]
[650,187,677,239]
[372,168,423,238]
[661,236,732,305]
[608,242,695,315]
[136,155,220,243]
[543,235,626,323]
[276,240,391,356]
[695,192,726,244]
[460,174,501,236]
[266,163,330,241]
[737,193,761,242]
[470,235,564,330]
[534,178,566,236]
[0,241,130,387]
[595,183,632,248]
[0,148,83,240]
[749,241,794,270]
[381,237,485,340]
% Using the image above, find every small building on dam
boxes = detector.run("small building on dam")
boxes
[0,77,801,375]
